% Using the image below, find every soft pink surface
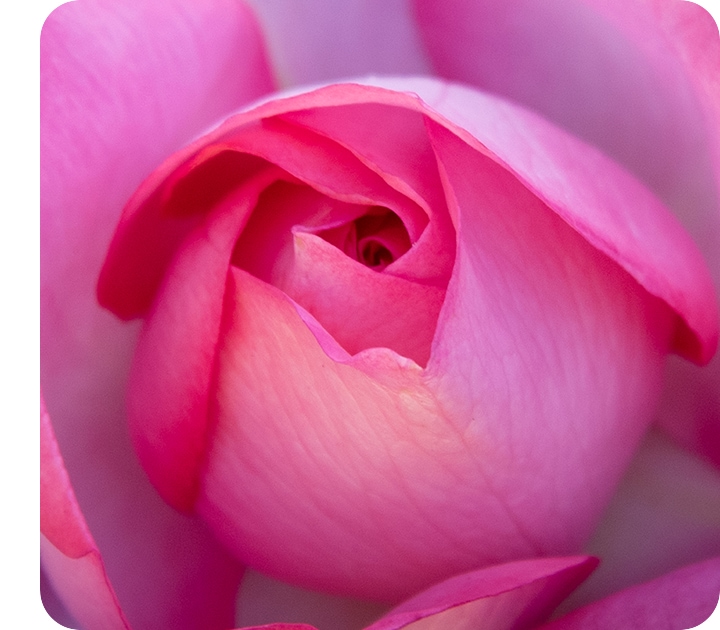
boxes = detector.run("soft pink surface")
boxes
[197,129,665,599]
[553,428,720,613]
[538,557,720,629]
[40,0,274,627]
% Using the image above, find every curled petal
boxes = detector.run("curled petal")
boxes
[366,556,597,630]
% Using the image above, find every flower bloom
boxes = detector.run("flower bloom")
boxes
[41,0,720,628]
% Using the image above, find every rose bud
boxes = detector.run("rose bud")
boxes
[97,77,717,603]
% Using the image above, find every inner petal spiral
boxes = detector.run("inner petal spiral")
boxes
[317,210,412,272]
[231,180,444,366]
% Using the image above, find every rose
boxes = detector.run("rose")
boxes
[94,72,715,606]
[39,1,720,630]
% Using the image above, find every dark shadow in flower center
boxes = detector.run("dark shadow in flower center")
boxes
[317,209,412,272]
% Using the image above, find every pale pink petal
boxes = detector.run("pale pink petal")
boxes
[656,355,720,468]
[42,537,130,630]
[199,267,514,602]
[648,2,720,470]
[279,104,456,285]
[381,77,716,363]
[41,0,271,626]
[41,398,130,630]
[246,0,430,86]
[558,430,720,612]
[539,557,720,629]
[231,179,444,365]
[98,115,431,318]
[422,115,672,571]
[366,557,597,630]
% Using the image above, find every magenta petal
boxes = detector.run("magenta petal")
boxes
[539,557,720,630]
[424,113,679,550]
[128,167,278,510]
[237,625,319,630]
[397,77,716,364]
[41,398,130,630]
[366,556,597,630]
[205,79,718,362]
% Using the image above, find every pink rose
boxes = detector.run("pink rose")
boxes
[40,1,720,629]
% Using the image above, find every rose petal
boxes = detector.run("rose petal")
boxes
[538,557,720,629]
[111,80,716,604]
[656,355,720,469]
[381,76,716,364]
[279,104,455,285]
[127,166,281,510]
[41,398,130,630]
[366,556,597,630]
[41,0,270,626]
[236,570,390,629]
[197,268,546,601]
[231,178,445,365]
[246,0,430,86]
[225,80,719,361]
[422,115,674,567]
[278,230,444,365]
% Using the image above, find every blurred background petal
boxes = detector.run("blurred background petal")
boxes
[40,0,274,627]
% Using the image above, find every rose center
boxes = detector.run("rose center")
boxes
[317,209,412,272]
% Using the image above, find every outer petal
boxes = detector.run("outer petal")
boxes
[41,0,271,627]
[41,398,130,630]
[246,0,430,86]
[365,557,597,630]
[538,557,720,629]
